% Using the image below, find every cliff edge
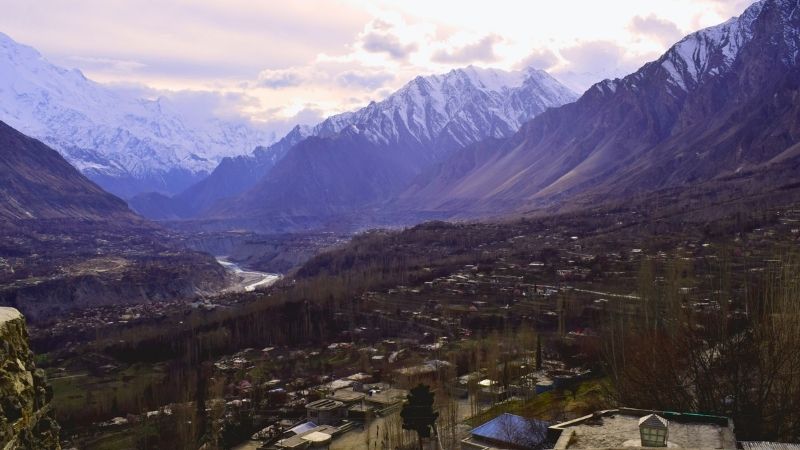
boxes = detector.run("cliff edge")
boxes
[0,307,60,449]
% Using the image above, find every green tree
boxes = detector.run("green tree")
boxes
[400,384,439,450]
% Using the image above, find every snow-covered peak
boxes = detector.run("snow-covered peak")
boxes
[304,65,576,153]
[659,1,765,90]
[449,65,526,92]
[0,32,271,196]
[0,32,33,60]
[579,0,800,100]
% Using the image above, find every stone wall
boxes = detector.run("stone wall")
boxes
[0,307,60,449]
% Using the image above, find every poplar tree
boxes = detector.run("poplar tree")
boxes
[400,384,439,450]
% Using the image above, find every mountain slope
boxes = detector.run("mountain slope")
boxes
[0,120,136,221]
[200,66,576,226]
[0,32,270,198]
[397,0,800,216]
[138,65,575,221]
[0,121,227,319]
[129,125,311,219]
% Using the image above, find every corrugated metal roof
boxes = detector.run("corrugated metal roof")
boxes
[306,398,344,410]
[470,413,550,449]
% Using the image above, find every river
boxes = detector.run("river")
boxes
[216,258,281,292]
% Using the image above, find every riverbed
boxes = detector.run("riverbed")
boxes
[216,258,281,292]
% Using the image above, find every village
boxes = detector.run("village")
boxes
[35,206,800,449]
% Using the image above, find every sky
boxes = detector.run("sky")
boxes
[0,0,757,136]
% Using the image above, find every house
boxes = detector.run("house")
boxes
[461,413,552,450]
[327,388,365,406]
[362,385,407,415]
[395,360,452,387]
[548,408,737,449]
[305,399,346,426]
[475,379,508,403]
[275,423,338,449]
[235,380,253,395]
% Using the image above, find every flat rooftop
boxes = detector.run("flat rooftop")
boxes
[365,388,407,406]
[276,425,338,449]
[551,409,737,449]
[305,399,344,411]
[329,388,365,403]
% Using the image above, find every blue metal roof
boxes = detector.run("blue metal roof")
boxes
[288,421,317,436]
[470,413,550,449]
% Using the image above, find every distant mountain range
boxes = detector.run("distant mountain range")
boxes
[179,0,799,233]
[394,0,800,217]
[4,0,797,237]
[130,124,312,220]
[131,65,577,222]
[0,32,271,198]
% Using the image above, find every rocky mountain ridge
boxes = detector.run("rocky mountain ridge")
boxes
[394,0,800,218]
[186,66,577,226]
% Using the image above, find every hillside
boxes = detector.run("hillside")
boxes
[395,0,800,217]
[200,66,576,227]
[0,120,137,221]
[0,121,228,319]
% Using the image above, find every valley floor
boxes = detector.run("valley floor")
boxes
[24,193,800,448]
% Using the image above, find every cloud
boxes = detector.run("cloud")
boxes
[362,32,418,60]
[549,40,656,93]
[517,49,560,71]
[432,34,502,64]
[256,63,394,92]
[260,104,328,132]
[257,68,306,89]
[559,41,627,73]
[355,15,426,61]
[705,0,758,18]
[336,70,395,89]
[4,1,761,137]
[68,56,147,74]
[629,15,683,46]
[0,1,370,89]
[289,106,327,125]
[158,89,262,125]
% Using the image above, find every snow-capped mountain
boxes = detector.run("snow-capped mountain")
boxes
[393,0,800,216]
[591,1,767,99]
[310,65,576,152]
[195,66,577,226]
[0,32,271,198]
[656,0,764,91]
[135,64,576,220]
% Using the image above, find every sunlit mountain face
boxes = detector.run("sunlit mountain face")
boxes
[0,32,271,198]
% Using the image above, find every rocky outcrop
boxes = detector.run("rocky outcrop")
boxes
[0,307,60,450]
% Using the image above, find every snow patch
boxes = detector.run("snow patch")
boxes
[304,64,577,154]
[659,0,766,90]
